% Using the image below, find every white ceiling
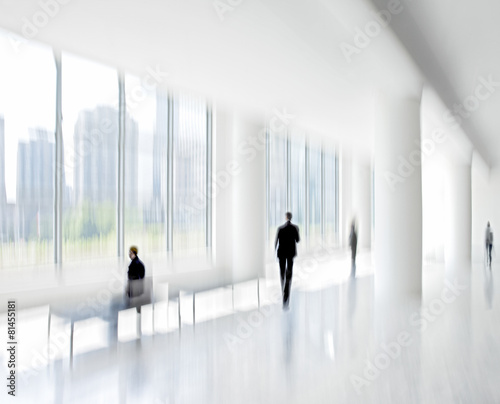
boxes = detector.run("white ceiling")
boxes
[0,0,497,166]
[370,0,500,167]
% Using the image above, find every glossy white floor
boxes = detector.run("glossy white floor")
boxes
[2,252,500,403]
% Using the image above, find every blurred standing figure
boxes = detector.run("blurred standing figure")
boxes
[485,222,494,267]
[349,219,358,276]
[127,246,146,313]
[275,212,300,310]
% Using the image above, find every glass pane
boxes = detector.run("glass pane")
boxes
[290,131,305,233]
[308,143,322,245]
[324,148,338,244]
[268,132,287,241]
[124,75,166,257]
[62,52,118,261]
[0,30,55,268]
[172,93,207,254]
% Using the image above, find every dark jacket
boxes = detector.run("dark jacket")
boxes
[127,256,145,298]
[275,221,300,259]
[128,256,145,280]
[349,227,357,249]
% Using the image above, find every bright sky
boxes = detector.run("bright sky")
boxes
[0,32,55,202]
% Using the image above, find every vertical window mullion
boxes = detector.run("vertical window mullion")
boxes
[321,145,325,239]
[206,104,212,249]
[335,147,339,238]
[54,50,62,265]
[304,140,309,243]
[117,72,125,258]
[265,126,270,243]
[286,132,291,211]
[166,94,174,252]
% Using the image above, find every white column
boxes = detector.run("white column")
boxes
[374,92,423,300]
[214,109,266,283]
[214,108,234,283]
[231,113,266,282]
[352,159,372,249]
[444,158,472,276]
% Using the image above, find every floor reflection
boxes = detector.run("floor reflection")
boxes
[484,264,494,309]
[4,258,500,403]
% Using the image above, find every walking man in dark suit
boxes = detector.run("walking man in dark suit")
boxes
[275,212,300,309]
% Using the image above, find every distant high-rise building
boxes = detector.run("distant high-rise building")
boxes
[72,106,138,206]
[125,111,139,207]
[16,127,54,240]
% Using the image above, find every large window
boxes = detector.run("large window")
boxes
[290,132,306,232]
[123,75,166,256]
[268,132,287,241]
[267,128,338,251]
[0,30,56,268]
[0,29,212,271]
[324,148,338,244]
[308,142,322,245]
[172,93,208,254]
[61,53,119,261]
